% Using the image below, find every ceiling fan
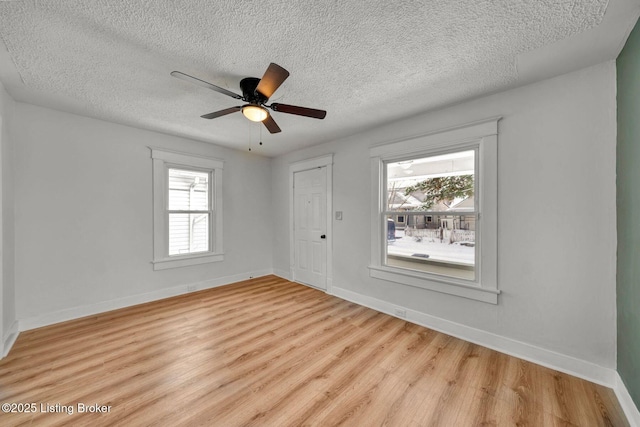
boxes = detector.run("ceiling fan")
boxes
[171,63,326,134]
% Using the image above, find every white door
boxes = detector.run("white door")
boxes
[293,167,327,289]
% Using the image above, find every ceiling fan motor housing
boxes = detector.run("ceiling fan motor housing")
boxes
[240,77,266,104]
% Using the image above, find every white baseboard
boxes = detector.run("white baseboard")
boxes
[615,372,640,427]
[272,268,292,281]
[3,320,19,357]
[19,269,274,332]
[330,286,617,388]
[272,269,334,293]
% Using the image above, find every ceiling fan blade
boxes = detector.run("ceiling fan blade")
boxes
[255,63,290,100]
[171,71,242,100]
[270,103,327,119]
[263,112,282,134]
[200,106,242,119]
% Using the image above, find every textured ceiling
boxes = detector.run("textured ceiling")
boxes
[0,1,638,156]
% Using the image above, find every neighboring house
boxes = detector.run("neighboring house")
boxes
[444,196,476,231]
[386,188,423,211]
[386,188,422,229]
[387,186,475,231]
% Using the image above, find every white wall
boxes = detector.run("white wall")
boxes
[0,81,16,354]
[272,61,618,372]
[13,104,274,325]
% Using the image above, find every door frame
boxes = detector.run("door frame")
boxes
[289,154,333,293]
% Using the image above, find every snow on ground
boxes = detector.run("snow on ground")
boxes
[387,230,474,265]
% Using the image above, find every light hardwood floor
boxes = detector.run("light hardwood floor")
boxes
[0,276,628,426]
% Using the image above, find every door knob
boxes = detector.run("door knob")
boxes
[320,234,326,239]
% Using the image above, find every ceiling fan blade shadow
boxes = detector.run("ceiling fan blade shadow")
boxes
[255,63,290,100]
[270,103,326,119]
[201,106,242,119]
[263,112,282,134]
[171,71,242,100]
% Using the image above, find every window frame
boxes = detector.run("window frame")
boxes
[369,118,500,304]
[151,148,224,270]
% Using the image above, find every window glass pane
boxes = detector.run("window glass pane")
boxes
[386,150,474,212]
[386,213,475,280]
[169,213,209,255]
[385,149,476,281]
[168,169,209,211]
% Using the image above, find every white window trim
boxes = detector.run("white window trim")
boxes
[150,148,224,270]
[369,117,500,304]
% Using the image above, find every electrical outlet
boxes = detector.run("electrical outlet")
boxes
[394,308,407,318]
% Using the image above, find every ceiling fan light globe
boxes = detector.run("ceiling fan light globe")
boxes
[242,105,268,122]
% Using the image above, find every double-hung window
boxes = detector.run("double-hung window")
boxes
[167,168,211,256]
[151,148,224,270]
[370,118,499,303]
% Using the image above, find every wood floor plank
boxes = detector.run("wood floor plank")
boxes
[0,276,629,426]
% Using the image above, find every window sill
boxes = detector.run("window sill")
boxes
[368,265,499,304]
[152,253,224,270]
